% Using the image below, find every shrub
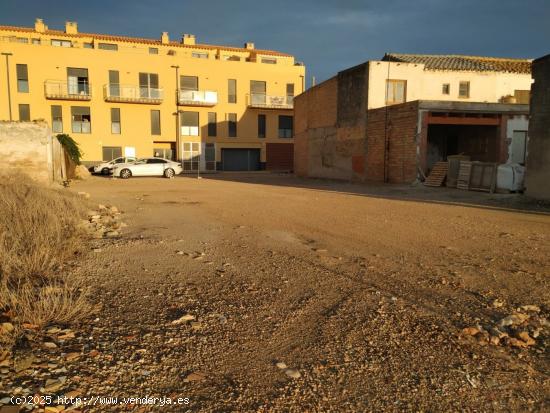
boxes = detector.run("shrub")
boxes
[0,173,91,346]
[57,133,83,165]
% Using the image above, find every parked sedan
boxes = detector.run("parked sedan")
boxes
[112,157,182,179]
[92,157,136,175]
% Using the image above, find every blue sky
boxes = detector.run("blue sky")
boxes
[1,0,548,83]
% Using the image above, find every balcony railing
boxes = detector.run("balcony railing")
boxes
[177,89,218,106]
[248,93,293,109]
[103,84,163,104]
[44,80,92,100]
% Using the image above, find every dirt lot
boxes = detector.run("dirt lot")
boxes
[30,174,550,411]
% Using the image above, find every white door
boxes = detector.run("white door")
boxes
[511,131,527,164]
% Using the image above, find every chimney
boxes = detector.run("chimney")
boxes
[65,21,78,34]
[34,18,47,33]
[161,32,170,44]
[244,42,255,50]
[181,34,196,45]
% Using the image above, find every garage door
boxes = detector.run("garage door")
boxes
[221,149,261,171]
[266,143,294,170]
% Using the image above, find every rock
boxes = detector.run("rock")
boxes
[92,248,102,253]
[491,299,504,308]
[461,327,481,336]
[507,337,529,348]
[0,323,14,334]
[110,206,119,213]
[43,342,58,349]
[190,322,202,330]
[275,362,287,370]
[520,305,541,313]
[14,355,35,373]
[176,251,185,255]
[77,192,90,199]
[489,335,500,345]
[499,313,529,328]
[284,369,301,379]
[74,164,91,180]
[43,379,64,393]
[517,331,536,346]
[172,314,195,324]
[184,372,206,382]
[105,231,119,237]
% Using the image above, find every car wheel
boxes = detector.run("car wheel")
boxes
[164,168,175,178]
[120,169,132,179]
[101,167,110,175]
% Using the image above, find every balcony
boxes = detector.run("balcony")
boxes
[248,93,293,109]
[44,80,91,100]
[103,84,163,104]
[177,89,218,106]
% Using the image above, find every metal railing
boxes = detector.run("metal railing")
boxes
[178,89,218,106]
[248,93,293,109]
[103,84,164,104]
[44,80,92,100]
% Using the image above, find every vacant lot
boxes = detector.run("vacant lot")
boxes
[41,174,550,411]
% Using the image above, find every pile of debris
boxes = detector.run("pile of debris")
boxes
[79,204,127,239]
[461,305,547,348]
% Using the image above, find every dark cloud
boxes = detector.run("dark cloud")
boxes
[1,0,548,83]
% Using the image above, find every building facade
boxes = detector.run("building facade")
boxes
[295,54,532,183]
[0,19,305,170]
[525,54,550,200]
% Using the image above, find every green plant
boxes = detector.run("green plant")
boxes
[56,133,83,165]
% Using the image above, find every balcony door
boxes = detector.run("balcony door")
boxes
[139,73,159,99]
[108,70,120,97]
[251,80,266,105]
[67,68,89,95]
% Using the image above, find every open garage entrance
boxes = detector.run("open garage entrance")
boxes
[221,148,261,171]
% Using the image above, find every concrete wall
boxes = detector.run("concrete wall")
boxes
[0,121,64,183]
[367,61,532,109]
[505,115,529,163]
[525,55,550,199]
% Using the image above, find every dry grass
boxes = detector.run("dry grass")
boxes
[0,173,92,346]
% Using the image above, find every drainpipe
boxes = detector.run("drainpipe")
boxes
[171,65,180,162]
[2,52,13,121]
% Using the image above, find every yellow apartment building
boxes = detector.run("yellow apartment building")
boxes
[0,18,305,171]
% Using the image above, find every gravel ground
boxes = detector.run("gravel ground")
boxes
[2,173,549,412]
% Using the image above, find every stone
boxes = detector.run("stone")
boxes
[44,379,64,392]
[105,231,119,237]
[74,164,91,180]
[190,322,202,330]
[275,362,287,369]
[491,299,504,308]
[499,313,529,328]
[284,369,301,379]
[520,305,541,313]
[461,327,480,336]
[176,251,185,255]
[77,192,90,199]
[517,331,536,346]
[110,206,119,213]
[14,355,35,373]
[43,342,58,349]
[184,372,206,382]
[92,248,102,253]
[172,314,195,324]
[0,323,14,334]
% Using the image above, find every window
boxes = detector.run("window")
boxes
[459,81,470,98]
[223,55,240,61]
[139,72,159,98]
[208,112,217,137]
[102,146,122,161]
[98,43,118,51]
[83,42,94,49]
[205,143,216,171]
[51,105,63,133]
[51,39,72,47]
[385,80,406,105]
[228,79,237,103]
[31,38,41,45]
[149,47,159,55]
[71,106,91,133]
[258,114,266,138]
[111,108,121,134]
[261,57,277,64]
[251,80,266,105]
[192,52,208,59]
[147,158,167,164]
[286,83,294,105]
[18,104,30,121]
[181,111,199,136]
[228,113,237,137]
[108,70,120,97]
[442,83,450,95]
[514,90,530,104]
[180,76,198,91]
[278,115,293,138]
[16,64,29,93]
[150,110,161,135]
[67,68,89,96]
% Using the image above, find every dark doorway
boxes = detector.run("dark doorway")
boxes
[221,149,261,171]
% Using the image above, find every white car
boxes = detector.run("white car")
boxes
[93,157,136,175]
[112,157,182,179]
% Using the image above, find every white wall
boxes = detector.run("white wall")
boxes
[506,115,529,164]
[367,61,532,109]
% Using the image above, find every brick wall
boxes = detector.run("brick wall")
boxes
[525,54,550,200]
[365,101,419,183]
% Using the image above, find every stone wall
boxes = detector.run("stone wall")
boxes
[525,54,550,200]
[0,121,64,183]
